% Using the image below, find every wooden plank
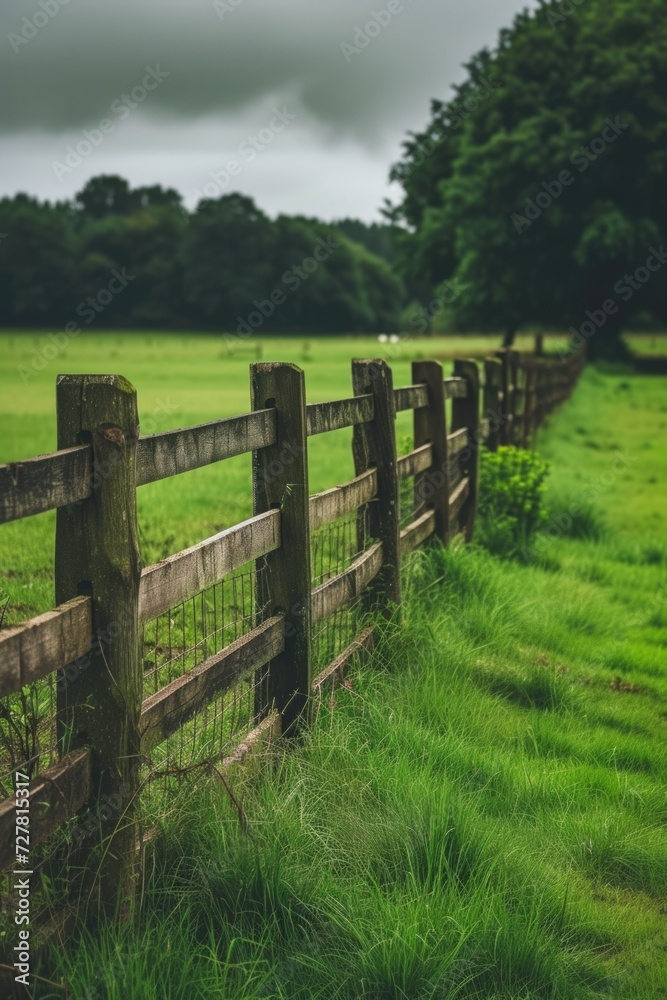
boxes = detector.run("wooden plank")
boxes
[447,427,468,457]
[352,359,401,617]
[55,373,143,918]
[140,616,285,753]
[311,625,375,692]
[400,509,436,556]
[444,377,468,399]
[137,409,275,486]
[452,361,480,541]
[0,445,91,524]
[483,357,502,452]
[412,360,449,545]
[252,363,312,734]
[222,710,282,769]
[394,384,430,412]
[306,395,374,436]
[0,596,92,697]
[0,748,92,873]
[311,541,383,624]
[397,443,432,481]
[449,477,470,523]
[309,469,377,532]
[139,509,281,624]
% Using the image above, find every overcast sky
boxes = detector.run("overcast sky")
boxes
[1,0,538,222]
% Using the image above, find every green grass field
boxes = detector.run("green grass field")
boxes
[0,329,556,626]
[1,334,666,997]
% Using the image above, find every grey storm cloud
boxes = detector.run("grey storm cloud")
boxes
[1,0,533,135]
[0,0,538,219]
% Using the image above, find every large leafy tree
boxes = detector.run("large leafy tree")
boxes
[388,0,667,356]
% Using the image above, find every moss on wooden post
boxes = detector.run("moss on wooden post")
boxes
[55,374,142,919]
[452,360,480,542]
[483,357,502,453]
[412,360,449,545]
[251,363,311,735]
[351,359,401,615]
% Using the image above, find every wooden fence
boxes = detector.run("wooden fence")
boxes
[0,341,585,934]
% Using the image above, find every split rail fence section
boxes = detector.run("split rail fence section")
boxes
[0,342,585,923]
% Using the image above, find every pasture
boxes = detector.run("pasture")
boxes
[27,360,667,999]
[1,331,666,998]
[0,329,557,625]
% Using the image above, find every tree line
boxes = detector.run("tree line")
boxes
[0,176,405,334]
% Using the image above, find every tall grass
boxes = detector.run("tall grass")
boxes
[14,365,667,998]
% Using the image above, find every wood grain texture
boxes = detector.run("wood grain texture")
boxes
[140,616,284,753]
[452,361,480,542]
[443,377,468,400]
[0,445,91,524]
[396,443,432,481]
[447,427,468,457]
[0,748,92,873]
[137,409,276,486]
[483,357,502,452]
[252,363,312,733]
[139,509,281,624]
[352,359,401,616]
[309,469,377,532]
[311,625,375,692]
[400,509,436,556]
[311,541,383,624]
[0,596,92,697]
[55,373,142,917]
[393,384,430,412]
[222,710,282,769]
[413,360,449,544]
[306,395,374,436]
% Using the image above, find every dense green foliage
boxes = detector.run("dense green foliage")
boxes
[476,445,550,558]
[0,176,404,333]
[389,0,667,353]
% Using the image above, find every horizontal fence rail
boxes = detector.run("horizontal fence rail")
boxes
[137,408,276,485]
[0,596,92,697]
[138,509,281,623]
[0,337,586,931]
[0,445,91,524]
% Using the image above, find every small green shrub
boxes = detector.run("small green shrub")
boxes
[476,446,550,559]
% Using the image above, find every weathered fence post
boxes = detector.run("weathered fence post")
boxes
[520,359,537,448]
[55,375,142,919]
[352,359,401,616]
[483,357,503,452]
[251,363,311,734]
[412,360,449,545]
[452,360,480,542]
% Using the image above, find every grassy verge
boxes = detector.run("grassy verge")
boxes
[23,365,664,998]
